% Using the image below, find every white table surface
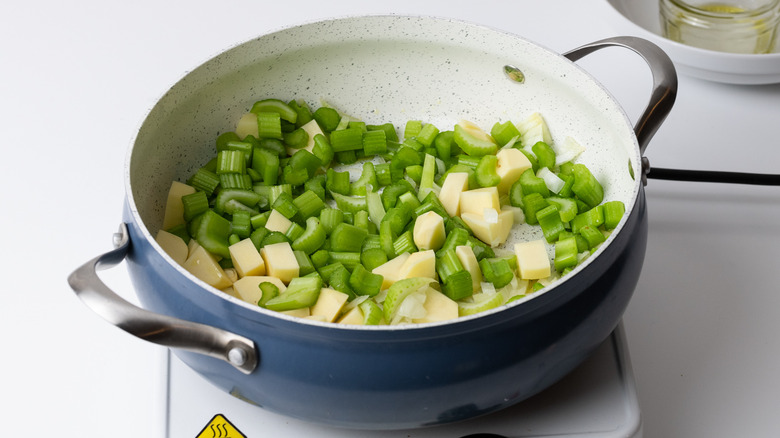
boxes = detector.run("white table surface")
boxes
[2,1,778,437]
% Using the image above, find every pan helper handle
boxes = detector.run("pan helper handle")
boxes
[67,223,258,374]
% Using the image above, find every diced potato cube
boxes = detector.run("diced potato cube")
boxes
[265,209,292,234]
[455,245,482,293]
[260,242,299,284]
[182,245,233,289]
[399,250,436,280]
[459,187,500,216]
[281,307,310,318]
[232,276,287,305]
[155,229,188,265]
[236,113,259,139]
[229,238,266,277]
[514,239,551,280]
[495,148,532,194]
[413,211,446,251]
[162,181,196,230]
[310,288,350,322]
[412,289,458,324]
[461,208,514,247]
[438,172,470,217]
[304,315,328,322]
[372,252,411,290]
[337,307,365,325]
[299,119,325,153]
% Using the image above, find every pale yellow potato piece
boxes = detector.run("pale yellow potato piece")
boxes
[459,187,500,216]
[461,208,514,247]
[495,148,532,194]
[232,276,287,305]
[229,238,266,277]
[260,242,299,284]
[438,172,470,217]
[236,112,259,139]
[372,252,411,290]
[337,307,365,325]
[412,288,458,324]
[155,229,188,265]
[162,181,196,231]
[455,245,483,293]
[413,211,446,251]
[514,239,551,280]
[281,308,310,318]
[299,119,324,153]
[182,245,233,289]
[310,288,350,322]
[399,250,436,279]
[265,209,292,234]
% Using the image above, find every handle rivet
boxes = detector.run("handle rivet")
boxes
[228,347,247,366]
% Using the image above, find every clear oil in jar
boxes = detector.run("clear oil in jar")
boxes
[660,0,780,53]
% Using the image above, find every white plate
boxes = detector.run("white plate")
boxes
[602,0,780,84]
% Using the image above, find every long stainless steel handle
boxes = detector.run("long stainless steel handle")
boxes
[67,223,258,374]
[564,36,678,156]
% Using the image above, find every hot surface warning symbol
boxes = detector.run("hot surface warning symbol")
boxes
[195,414,246,438]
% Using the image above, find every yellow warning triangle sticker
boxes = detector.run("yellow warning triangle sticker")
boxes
[195,414,246,438]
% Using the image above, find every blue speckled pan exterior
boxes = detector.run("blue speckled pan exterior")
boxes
[123,15,646,429]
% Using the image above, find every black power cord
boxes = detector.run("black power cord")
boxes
[647,167,780,186]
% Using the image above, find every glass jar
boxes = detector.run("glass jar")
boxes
[660,0,780,54]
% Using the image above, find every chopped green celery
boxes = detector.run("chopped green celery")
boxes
[251,147,280,185]
[571,205,605,233]
[285,222,305,242]
[554,236,579,272]
[404,120,423,139]
[442,270,474,301]
[256,112,283,140]
[181,191,209,222]
[250,99,298,124]
[457,154,481,169]
[416,123,440,147]
[508,179,525,208]
[361,248,388,271]
[256,281,280,307]
[436,249,465,284]
[293,250,316,276]
[453,122,498,156]
[545,196,579,223]
[434,131,455,160]
[531,141,556,170]
[330,127,364,152]
[216,131,241,151]
[264,276,322,311]
[317,262,344,283]
[349,264,383,297]
[417,153,438,201]
[379,220,396,259]
[571,164,604,208]
[268,184,292,205]
[351,162,378,196]
[327,264,356,299]
[304,174,327,201]
[393,146,423,168]
[602,201,625,230]
[219,173,252,190]
[374,162,392,187]
[362,234,381,251]
[536,204,565,243]
[326,168,351,196]
[331,192,367,214]
[312,107,341,132]
[249,227,269,250]
[476,154,501,188]
[214,189,262,215]
[366,190,386,229]
[435,227,470,258]
[260,231,289,247]
[330,223,368,252]
[348,121,367,132]
[381,179,415,210]
[283,128,309,149]
[521,193,549,226]
[310,134,334,168]
[288,149,321,177]
[396,191,421,213]
[319,208,344,235]
[353,210,370,232]
[271,192,298,219]
[292,217,326,254]
[327,251,362,272]
[188,168,220,196]
[413,191,449,220]
[479,257,513,288]
[256,138,285,157]
[466,235,495,261]
[231,211,252,239]
[246,167,262,183]
[445,216,472,236]
[366,123,399,143]
[195,210,232,259]
[579,225,606,249]
[287,99,313,127]
[556,173,575,198]
[393,230,418,255]
[359,299,384,325]
[225,140,253,163]
[292,190,326,221]
[310,249,330,269]
[519,168,551,197]
[491,120,521,146]
[405,165,423,184]
[219,256,234,269]
[362,129,387,155]
[282,166,308,186]
[216,150,246,175]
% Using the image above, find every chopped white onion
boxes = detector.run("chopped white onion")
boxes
[554,136,586,167]
[538,167,565,194]
[483,208,499,224]
[481,282,496,295]
[397,291,427,319]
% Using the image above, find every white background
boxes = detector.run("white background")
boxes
[2,1,779,436]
